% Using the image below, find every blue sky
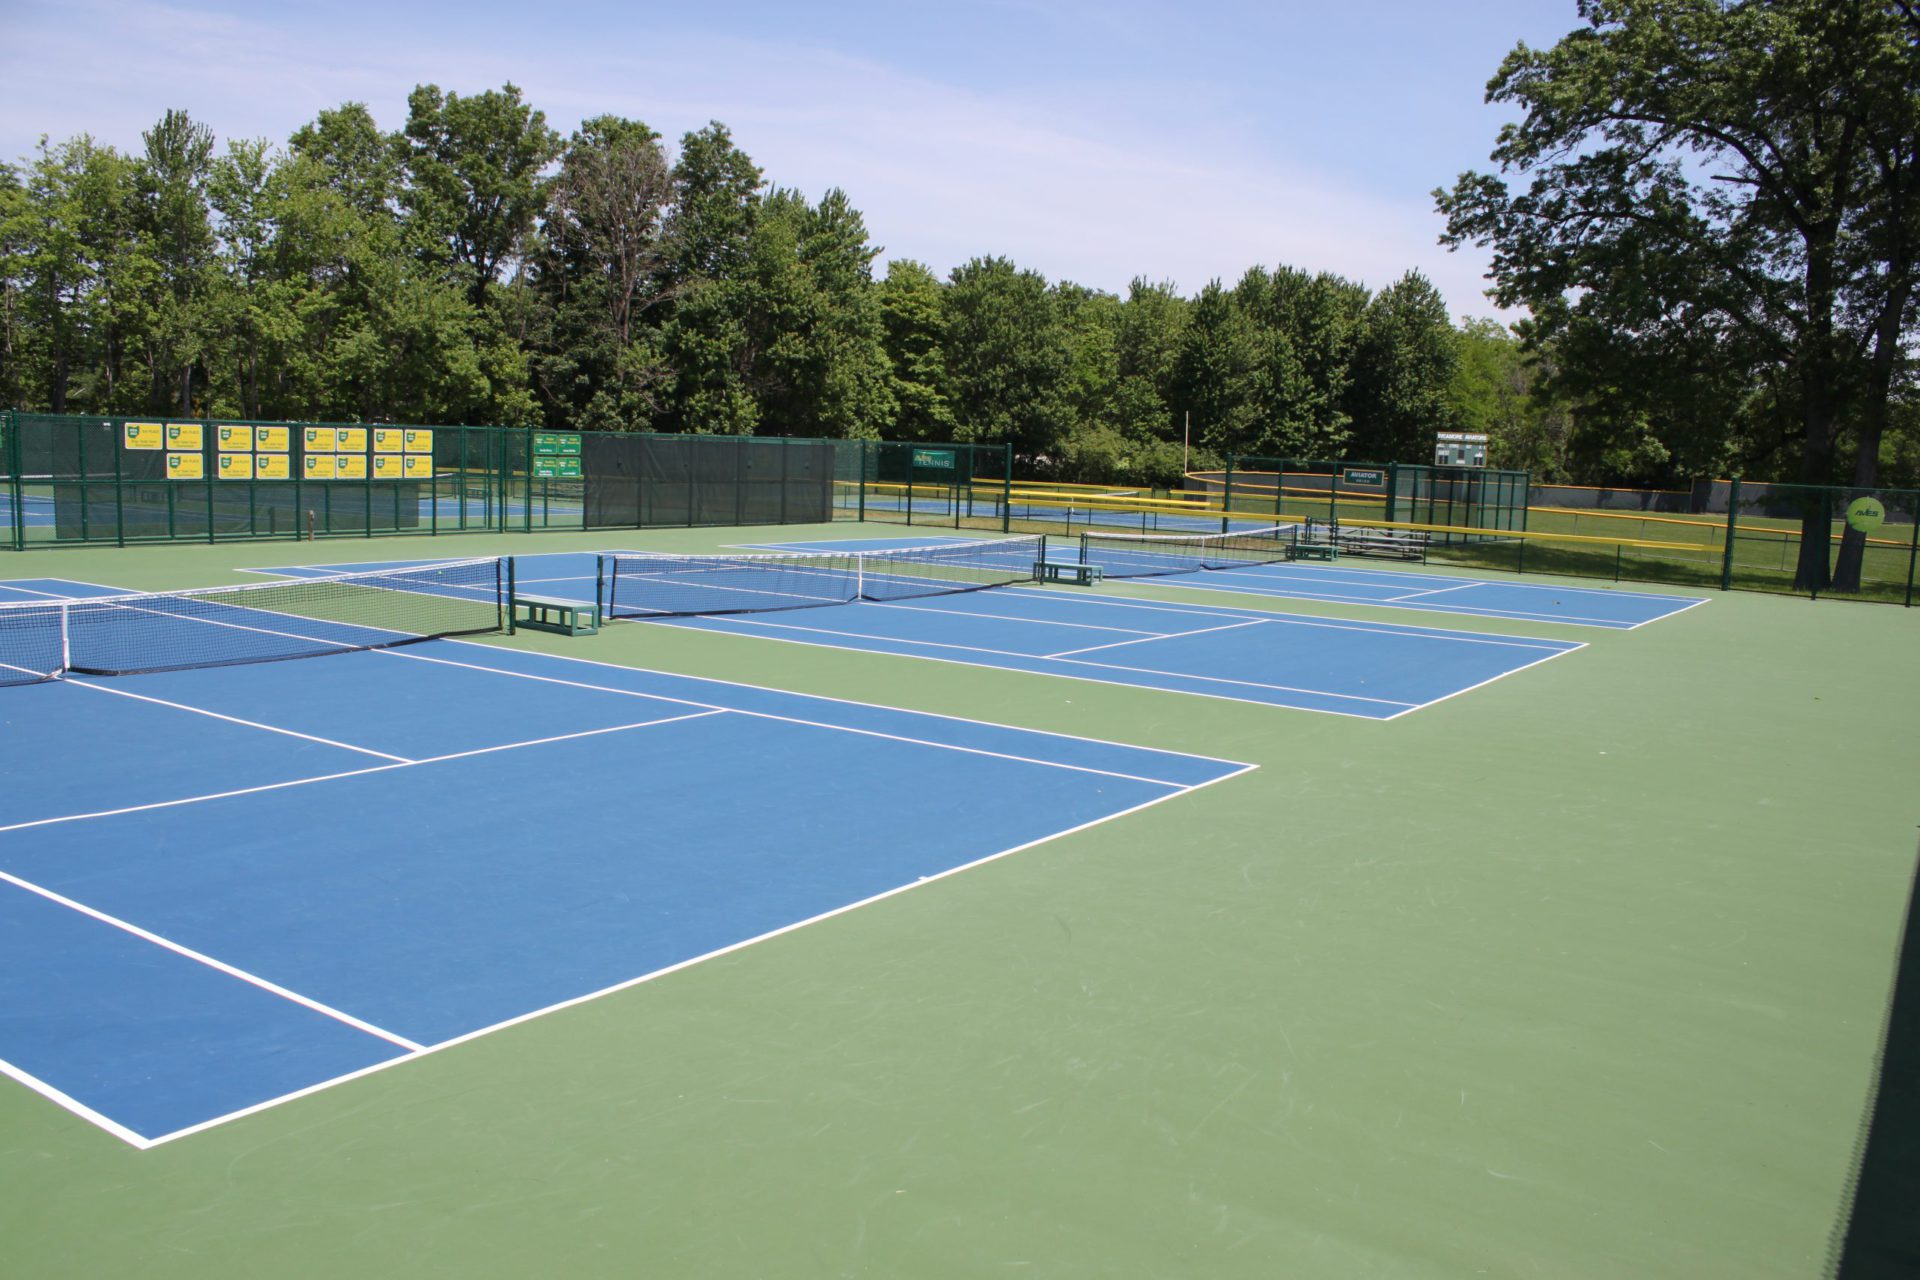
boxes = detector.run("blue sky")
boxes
[0,0,1583,318]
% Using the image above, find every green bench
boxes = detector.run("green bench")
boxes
[511,595,601,636]
[1034,559,1103,586]
[1290,542,1337,562]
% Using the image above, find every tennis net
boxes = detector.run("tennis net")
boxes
[601,535,1046,618]
[0,557,506,687]
[1079,524,1300,579]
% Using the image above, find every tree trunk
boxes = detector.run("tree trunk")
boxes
[1792,398,1834,594]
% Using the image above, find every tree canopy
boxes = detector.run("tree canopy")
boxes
[1438,0,1920,589]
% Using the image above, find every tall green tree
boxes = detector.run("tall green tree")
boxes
[1438,0,1920,591]
[402,83,561,305]
[876,259,955,441]
[1343,270,1458,463]
[136,109,217,413]
[526,115,675,430]
[942,256,1075,465]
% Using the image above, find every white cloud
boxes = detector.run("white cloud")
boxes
[0,0,1505,318]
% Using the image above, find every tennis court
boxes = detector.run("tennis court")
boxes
[755,534,1709,629]
[3,523,1912,1280]
[251,545,1588,719]
[0,570,1247,1145]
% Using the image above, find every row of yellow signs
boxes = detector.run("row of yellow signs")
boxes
[163,453,435,481]
[127,423,435,481]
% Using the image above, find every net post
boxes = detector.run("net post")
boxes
[58,600,71,675]
[857,549,866,601]
[1037,532,1047,578]
[505,556,518,634]
[1720,478,1740,591]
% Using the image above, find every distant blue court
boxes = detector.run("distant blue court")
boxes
[753,536,1710,630]
[254,551,1590,719]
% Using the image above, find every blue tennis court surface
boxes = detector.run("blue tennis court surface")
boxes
[254,552,1588,718]
[754,536,1709,629]
[0,627,1247,1146]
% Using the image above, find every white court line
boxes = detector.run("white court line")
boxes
[1133,577,1639,628]
[1381,637,1589,719]
[0,867,424,1052]
[436,635,1257,772]
[658,614,1416,710]
[616,616,1401,719]
[0,1054,156,1149]
[1622,594,1713,629]
[67,679,413,762]
[0,582,87,600]
[378,648,1203,788]
[1384,582,1481,601]
[871,598,1165,636]
[974,584,1580,650]
[0,712,725,836]
[1045,618,1268,659]
[136,757,1259,1149]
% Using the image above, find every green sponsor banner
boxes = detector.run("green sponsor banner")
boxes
[911,447,956,471]
[534,458,582,478]
[1342,468,1386,486]
[534,432,581,456]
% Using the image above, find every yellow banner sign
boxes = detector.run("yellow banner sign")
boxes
[124,422,164,450]
[335,427,368,453]
[403,455,434,479]
[167,451,205,480]
[335,454,367,480]
[373,428,405,454]
[166,423,203,450]
[217,425,253,451]
[304,427,337,453]
[373,454,405,479]
[403,428,433,453]
[256,454,290,481]
[254,426,289,452]
[217,453,254,480]
[303,455,337,481]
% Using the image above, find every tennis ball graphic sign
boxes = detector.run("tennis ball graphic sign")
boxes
[1845,496,1886,534]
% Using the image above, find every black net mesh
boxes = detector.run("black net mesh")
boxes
[1078,525,1298,579]
[0,558,505,687]
[603,535,1044,618]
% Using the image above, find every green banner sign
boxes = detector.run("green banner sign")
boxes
[911,447,956,471]
[533,432,581,456]
[1342,468,1386,486]
[533,458,582,478]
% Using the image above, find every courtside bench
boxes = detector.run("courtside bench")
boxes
[511,594,601,636]
[1033,559,1103,586]
[1289,541,1337,562]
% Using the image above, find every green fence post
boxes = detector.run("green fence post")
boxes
[1222,456,1235,533]
[1720,478,1741,591]
[4,411,19,551]
[1002,442,1012,533]
[1905,493,1918,607]
[858,439,868,522]
[1385,463,1397,525]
